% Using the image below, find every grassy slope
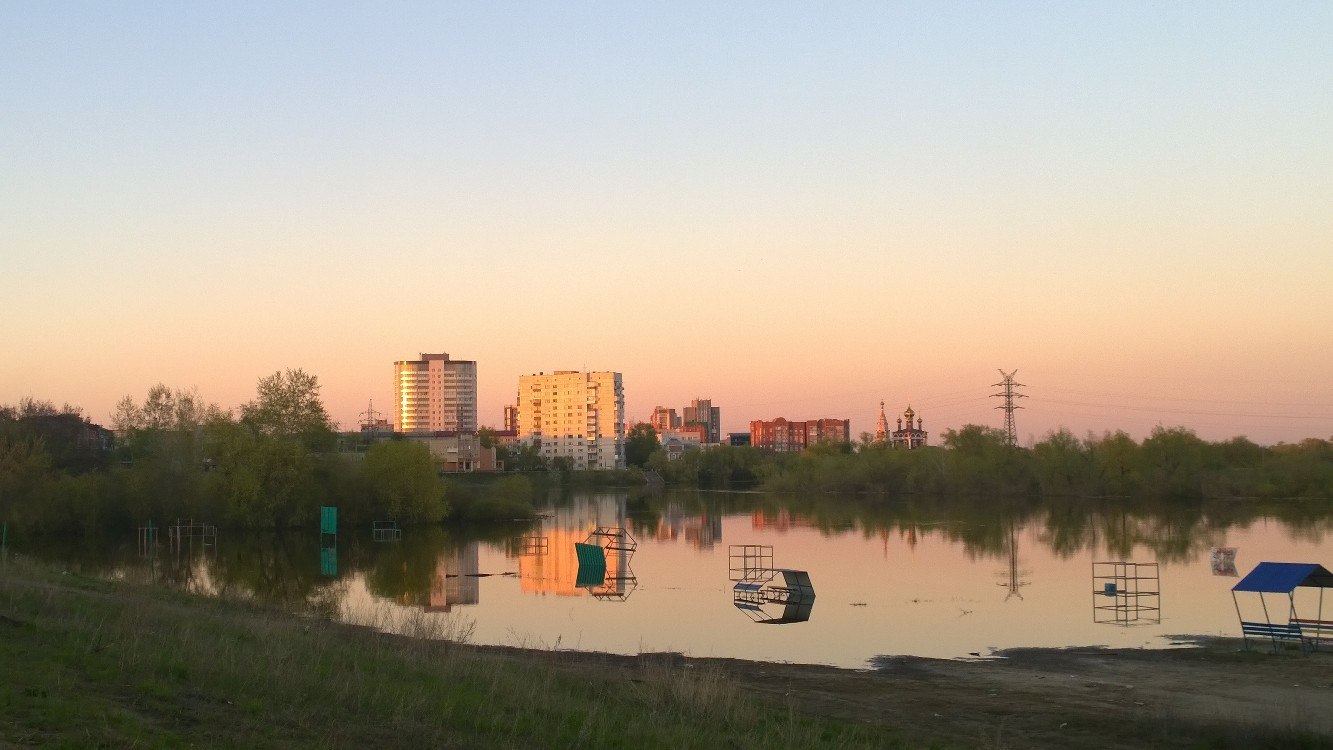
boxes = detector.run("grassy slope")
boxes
[0,558,902,749]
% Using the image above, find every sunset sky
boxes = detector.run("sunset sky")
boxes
[3,3,1330,445]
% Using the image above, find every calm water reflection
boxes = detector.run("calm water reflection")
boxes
[30,490,1333,668]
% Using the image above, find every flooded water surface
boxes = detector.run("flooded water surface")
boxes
[29,490,1333,668]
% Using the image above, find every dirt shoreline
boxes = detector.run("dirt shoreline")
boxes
[474,636,1333,748]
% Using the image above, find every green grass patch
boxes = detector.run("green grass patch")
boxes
[0,557,903,748]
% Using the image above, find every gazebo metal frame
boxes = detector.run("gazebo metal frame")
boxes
[1231,562,1333,653]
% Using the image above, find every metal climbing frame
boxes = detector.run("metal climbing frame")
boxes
[136,521,158,557]
[372,521,402,542]
[729,545,816,624]
[1092,561,1161,626]
[585,526,637,554]
[516,535,549,556]
[579,527,638,601]
[729,544,774,582]
[168,518,218,554]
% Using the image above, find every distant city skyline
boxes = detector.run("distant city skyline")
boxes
[3,3,1330,446]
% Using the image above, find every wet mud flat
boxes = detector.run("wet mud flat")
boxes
[482,637,1333,749]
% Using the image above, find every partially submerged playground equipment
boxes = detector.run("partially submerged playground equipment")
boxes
[136,519,220,559]
[728,544,816,624]
[573,526,638,601]
[136,521,158,557]
[319,506,337,577]
[372,520,402,543]
[515,535,548,557]
[1091,561,1161,626]
[1232,561,1333,653]
[169,518,218,555]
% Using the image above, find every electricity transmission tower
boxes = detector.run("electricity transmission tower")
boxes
[358,399,382,431]
[991,369,1026,447]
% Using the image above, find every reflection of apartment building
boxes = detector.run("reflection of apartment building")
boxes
[751,508,817,531]
[519,496,631,595]
[651,507,722,550]
[427,543,480,612]
[393,353,478,434]
[682,398,721,444]
[520,524,638,597]
[749,417,850,452]
[516,371,625,470]
[520,525,586,596]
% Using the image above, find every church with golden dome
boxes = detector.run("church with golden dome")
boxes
[874,401,928,449]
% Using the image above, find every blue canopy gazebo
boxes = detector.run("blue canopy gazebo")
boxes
[1231,562,1333,652]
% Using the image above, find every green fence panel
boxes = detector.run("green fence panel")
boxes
[320,506,337,535]
[574,542,606,587]
[320,546,337,577]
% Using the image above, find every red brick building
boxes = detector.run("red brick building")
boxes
[749,417,851,452]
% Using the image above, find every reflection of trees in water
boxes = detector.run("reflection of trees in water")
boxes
[1038,502,1093,560]
[26,490,1333,608]
[820,495,1270,565]
[1090,508,1223,564]
[207,532,328,607]
[361,526,455,604]
[671,490,1325,564]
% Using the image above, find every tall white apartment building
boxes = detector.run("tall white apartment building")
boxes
[517,370,624,470]
[393,353,478,434]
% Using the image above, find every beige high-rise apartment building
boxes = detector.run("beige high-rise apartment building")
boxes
[393,353,478,434]
[516,370,624,470]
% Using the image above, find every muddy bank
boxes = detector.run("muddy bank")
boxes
[479,637,1333,749]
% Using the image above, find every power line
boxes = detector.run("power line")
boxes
[1038,397,1327,421]
[1040,385,1333,410]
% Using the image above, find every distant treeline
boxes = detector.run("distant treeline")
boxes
[641,425,1332,500]
[0,373,541,538]
[5,375,1329,539]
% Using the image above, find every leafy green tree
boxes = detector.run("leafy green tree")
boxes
[941,424,1009,456]
[624,423,660,468]
[363,441,447,522]
[1033,428,1092,495]
[477,427,498,449]
[939,424,1033,494]
[111,395,143,432]
[1267,438,1333,498]
[17,398,61,418]
[209,419,318,527]
[141,384,177,430]
[1139,426,1211,500]
[240,369,336,450]
[109,385,225,521]
[1087,431,1141,496]
[807,439,853,456]
[0,434,52,529]
[1216,436,1265,468]
[503,442,546,471]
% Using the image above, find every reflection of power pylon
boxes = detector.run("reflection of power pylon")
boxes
[996,524,1031,601]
